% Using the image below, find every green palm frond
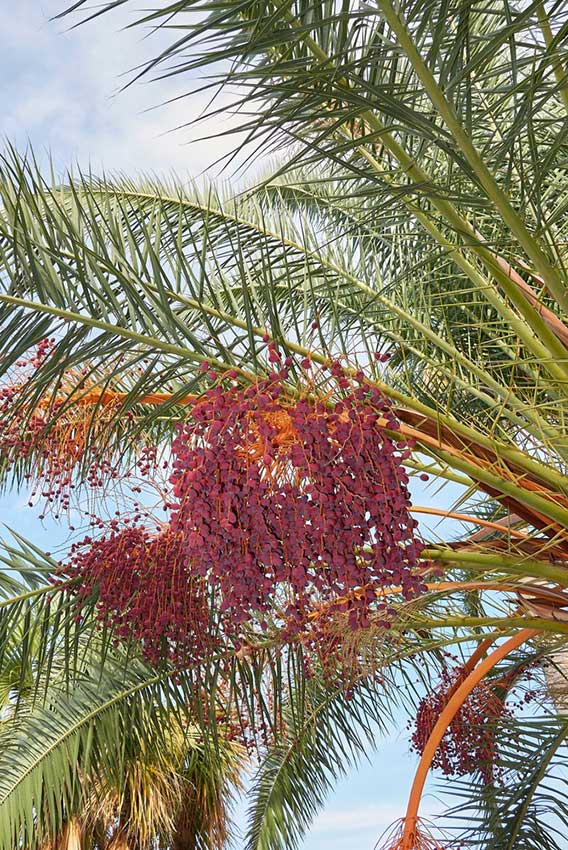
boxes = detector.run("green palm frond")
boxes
[245,672,390,850]
[447,713,568,850]
[245,629,450,850]
[54,2,568,262]
[0,528,113,708]
[0,655,174,850]
[8,2,568,847]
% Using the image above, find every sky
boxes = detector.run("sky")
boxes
[3,1,247,180]
[2,4,469,849]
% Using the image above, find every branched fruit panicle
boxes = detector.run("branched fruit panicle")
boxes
[169,365,424,638]
[56,359,426,663]
[410,666,514,784]
[63,526,212,665]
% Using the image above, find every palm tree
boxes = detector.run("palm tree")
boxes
[1,0,568,846]
[0,533,245,850]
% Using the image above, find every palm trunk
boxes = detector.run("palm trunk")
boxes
[59,820,83,850]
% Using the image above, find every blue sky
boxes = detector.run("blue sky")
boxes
[4,2,245,179]
[3,6,469,848]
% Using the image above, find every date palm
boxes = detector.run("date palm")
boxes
[1,0,568,847]
[0,535,246,850]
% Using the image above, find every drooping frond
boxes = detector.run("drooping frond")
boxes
[245,661,398,850]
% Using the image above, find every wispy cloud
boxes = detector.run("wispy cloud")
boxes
[3,1,254,180]
[311,798,445,834]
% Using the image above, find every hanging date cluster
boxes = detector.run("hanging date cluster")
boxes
[168,366,424,639]
[64,525,212,665]
[63,361,425,664]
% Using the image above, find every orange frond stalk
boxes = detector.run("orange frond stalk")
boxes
[471,230,568,348]
[395,629,538,850]
[77,390,197,406]
[410,506,528,538]
[306,579,568,627]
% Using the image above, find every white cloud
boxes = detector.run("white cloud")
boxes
[3,1,260,181]
[298,797,448,850]
[310,797,445,836]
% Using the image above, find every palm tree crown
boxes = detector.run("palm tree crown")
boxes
[2,1,568,847]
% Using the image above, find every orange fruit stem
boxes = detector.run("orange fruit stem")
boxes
[400,628,538,850]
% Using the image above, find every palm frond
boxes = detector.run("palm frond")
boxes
[447,712,568,850]
[245,661,398,850]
